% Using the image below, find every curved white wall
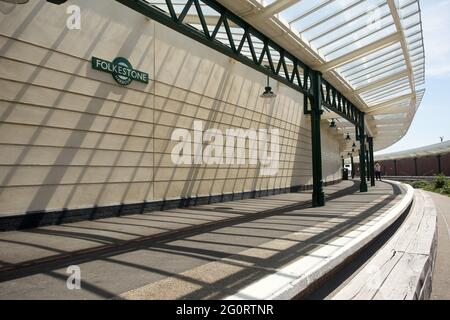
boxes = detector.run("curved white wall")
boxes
[0,0,342,216]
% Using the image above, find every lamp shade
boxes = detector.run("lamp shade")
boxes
[260,86,276,99]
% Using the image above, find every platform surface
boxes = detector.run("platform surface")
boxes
[0,180,406,300]
[428,192,450,300]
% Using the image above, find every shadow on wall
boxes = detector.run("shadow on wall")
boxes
[150,17,323,203]
[0,1,336,228]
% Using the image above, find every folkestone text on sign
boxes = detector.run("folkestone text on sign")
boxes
[92,56,149,86]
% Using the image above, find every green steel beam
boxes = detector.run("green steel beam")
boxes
[368,137,376,187]
[116,0,311,98]
[351,155,355,179]
[311,71,325,207]
[366,149,370,182]
[358,113,368,193]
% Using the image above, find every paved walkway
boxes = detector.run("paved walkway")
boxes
[0,181,405,299]
[428,192,450,300]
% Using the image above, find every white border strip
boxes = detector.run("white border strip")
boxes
[225,181,414,300]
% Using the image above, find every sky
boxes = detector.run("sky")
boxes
[376,0,450,155]
[276,0,450,156]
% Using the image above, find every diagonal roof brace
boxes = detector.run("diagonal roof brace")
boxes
[316,31,402,73]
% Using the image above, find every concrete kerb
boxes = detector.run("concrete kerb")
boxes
[225,180,414,300]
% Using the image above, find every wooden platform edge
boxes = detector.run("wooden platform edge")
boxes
[333,189,438,300]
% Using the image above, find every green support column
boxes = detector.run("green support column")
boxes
[366,149,370,182]
[358,113,368,193]
[351,155,355,179]
[311,70,325,207]
[368,137,375,187]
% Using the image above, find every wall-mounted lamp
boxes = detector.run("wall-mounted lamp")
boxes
[260,68,277,99]
[346,133,351,141]
[352,142,356,148]
[329,119,336,128]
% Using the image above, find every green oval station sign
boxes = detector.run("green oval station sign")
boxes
[92,56,149,86]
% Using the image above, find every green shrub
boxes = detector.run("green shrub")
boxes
[443,183,450,195]
[433,174,448,190]
[411,180,429,189]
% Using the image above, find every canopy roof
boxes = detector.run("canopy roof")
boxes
[146,0,425,152]
[375,140,450,161]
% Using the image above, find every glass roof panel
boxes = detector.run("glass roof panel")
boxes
[345,55,405,79]
[338,42,401,71]
[323,24,397,60]
[361,78,409,98]
[142,0,426,150]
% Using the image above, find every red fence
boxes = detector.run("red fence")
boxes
[376,153,450,177]
[352,152,450,177]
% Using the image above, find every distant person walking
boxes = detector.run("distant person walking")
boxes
[375,162,382,181]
